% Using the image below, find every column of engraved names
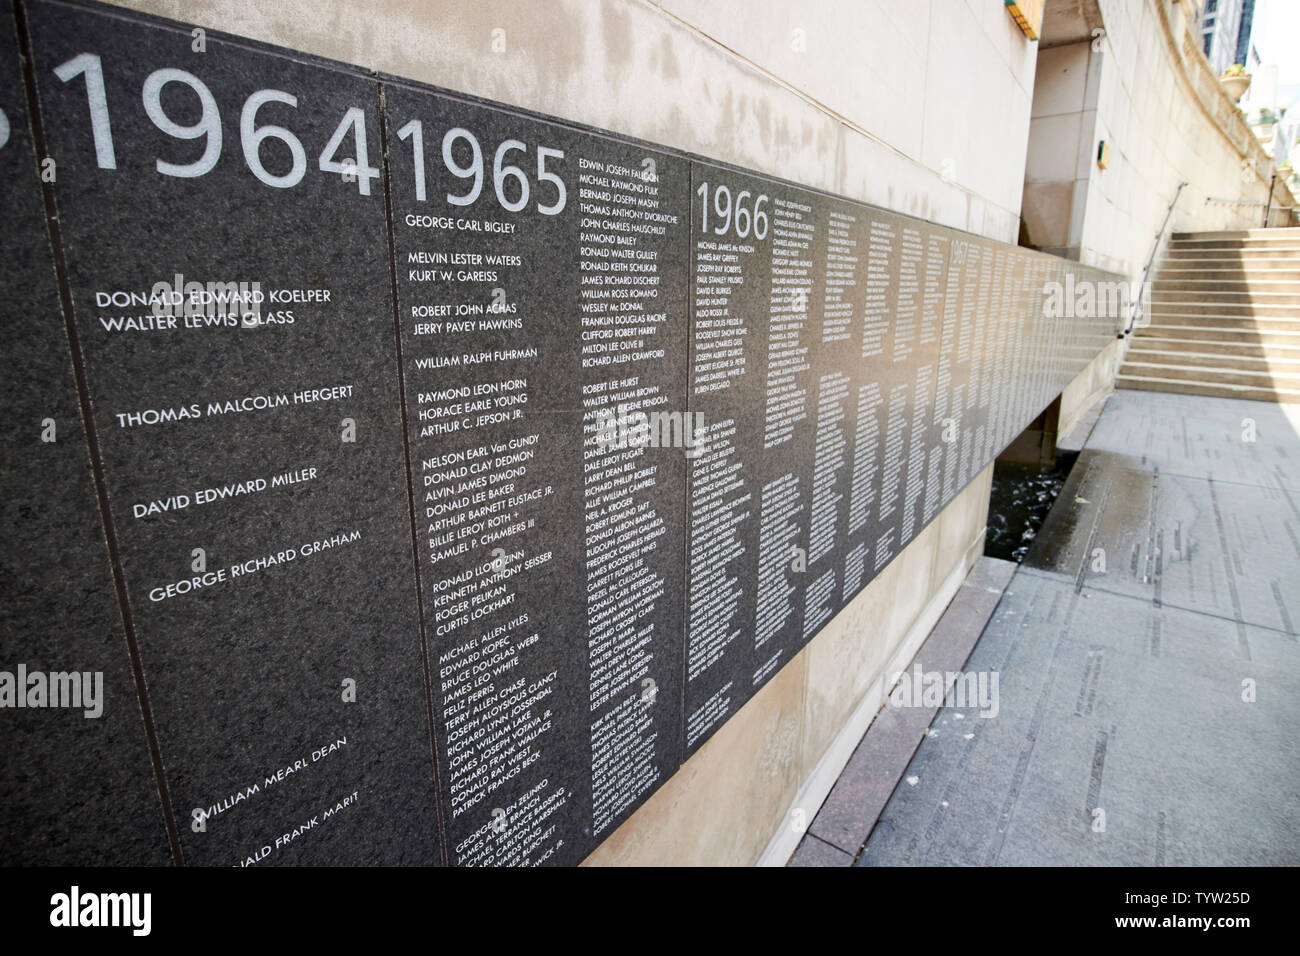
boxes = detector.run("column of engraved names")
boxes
[1012,254,1032,439]
[1001,250,1022,448]
[806,207,857,632]
[1030,260,1053,416]
[686,231,753,747]
[396,193,564,866]
[898,225,930,543]
[955,241,982,486]
[576,156,678,836]
[844,215,888,585]
[1025,259,1045,407]
[822,209,858,344]
[754,197,814,680]
[763,198,813,448]
[1009,258,1033,434]
[939,238,969,500]
[868,217,906,571]
[968,245,994,475]
[985,248,1014,454]
[805,368,848,637]
[1039,261,1064,403]
[921,230,950,524]
[844,371,883,596]
[986,249,1011,450]
[1020,259,1044,430]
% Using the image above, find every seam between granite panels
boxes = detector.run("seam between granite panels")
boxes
[680,162,696,766]
[795,831,854,865]
[13,0,182,865]
[377,80,449,867]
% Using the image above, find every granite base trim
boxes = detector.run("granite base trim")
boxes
[784,554,1017,866]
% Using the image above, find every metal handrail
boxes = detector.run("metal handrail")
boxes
[1122,180,1187,338]
[1203,197,1295,208]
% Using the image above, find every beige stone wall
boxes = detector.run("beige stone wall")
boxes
[1025,0,1296,280]
[1077,0,1279,275]
[1059,336,1124,438]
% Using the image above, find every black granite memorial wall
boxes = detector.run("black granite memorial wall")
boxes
[0,0,171,865]
[1,0,1122,866]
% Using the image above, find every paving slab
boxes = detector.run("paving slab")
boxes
[859,577,1299,866]
[1085,389,1300,493]
[852,390,1300,867]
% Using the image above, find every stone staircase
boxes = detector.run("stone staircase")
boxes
[1119,227,1300,403]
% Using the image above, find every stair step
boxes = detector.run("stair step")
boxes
[1144,314,1300,326]
[1166,248,1300,260]
[1148,303,1300,319]
[1153,277,1300,290]
[1152,290,1300,300]
[1170,237,1300,251]
[1144,321,1300,337]
[1158,267,1300,280]
[1125,335,1300,358]
[1124,347,1300,371]
[1152,288,1300,302]
[1116,374,1300,403]
[1119,359,1300,385]
[1173,228,1300,240]
[1146,323,1300,340]
[1138,324,1300,345]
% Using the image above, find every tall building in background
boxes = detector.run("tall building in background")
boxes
[1200,0,1254,74]
[1234,0,1257,68]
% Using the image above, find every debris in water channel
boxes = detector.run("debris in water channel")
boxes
[985,452,1078,563]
